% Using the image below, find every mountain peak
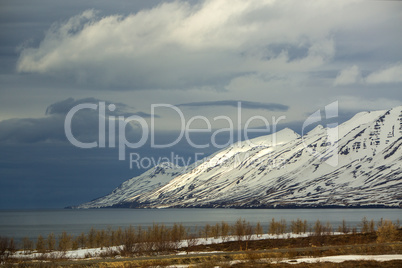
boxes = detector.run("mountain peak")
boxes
[246,127,300,147]
[305,124,324,137]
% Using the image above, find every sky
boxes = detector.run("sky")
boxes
[0,0,401,209]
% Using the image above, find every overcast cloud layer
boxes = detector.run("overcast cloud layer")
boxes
[0,0,401,208]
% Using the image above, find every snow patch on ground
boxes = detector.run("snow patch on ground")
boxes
[281,254,402,264]
[10,232,319,260]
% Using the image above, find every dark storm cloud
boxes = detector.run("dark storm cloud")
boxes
[51,98,158,119]
[177,100,289,111]
[0,115,65,143]
[0,98,155,143]
[45,97,156,117]
[0,143,136,209]
[46,97,123,115]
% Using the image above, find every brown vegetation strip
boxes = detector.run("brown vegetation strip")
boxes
[5,240,401,267]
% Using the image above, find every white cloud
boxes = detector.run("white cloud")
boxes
[16,0,363,89]
[334,65,362,86]
[334,63,402,86]
[365,63,402,84]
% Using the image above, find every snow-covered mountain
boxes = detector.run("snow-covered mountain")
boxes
[77,106,402,209]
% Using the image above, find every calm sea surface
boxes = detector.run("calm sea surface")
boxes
[0,208,400,243]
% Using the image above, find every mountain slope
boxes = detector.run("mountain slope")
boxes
[77,106,402,209]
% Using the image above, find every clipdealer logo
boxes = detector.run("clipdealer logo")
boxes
[64,101,340,169]
[64,102,286,164]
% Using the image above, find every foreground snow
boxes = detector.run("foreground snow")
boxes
[281,254,402,264]
[11,232,318,259]
[11,231,401,266]
[12,246,121,259]
[166,255,402,268]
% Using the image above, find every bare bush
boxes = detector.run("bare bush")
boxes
[203,223,211,240]
[369,219,376,233]
[47,233,56,251]
[376,219,398,243]
[360,217,370,233]
[75,232,86,249]
[22,236,34,254]
[58,231,72,252]
[233,218,246,242]
[313,220,323,236]
[186,233,199,253]
[255,221,263,237]
[121,225,137,255]
[291,218,308,234]
[324,221,333,235]
[95,229,108,248]
[0,236,15,262]
[338,219,350,234]
[155,224,175,253]
[220,221,230,242]
[211,223,220,239]
[245,222,253,241]
[171,223,186,249]
[36,235,46,253]
[113,227,123,247]
[269,218,287,235]
[87,227,97,248]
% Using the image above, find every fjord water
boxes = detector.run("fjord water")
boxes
[0,209,400,242]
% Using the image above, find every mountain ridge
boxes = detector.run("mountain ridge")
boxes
[75,106,402,209]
